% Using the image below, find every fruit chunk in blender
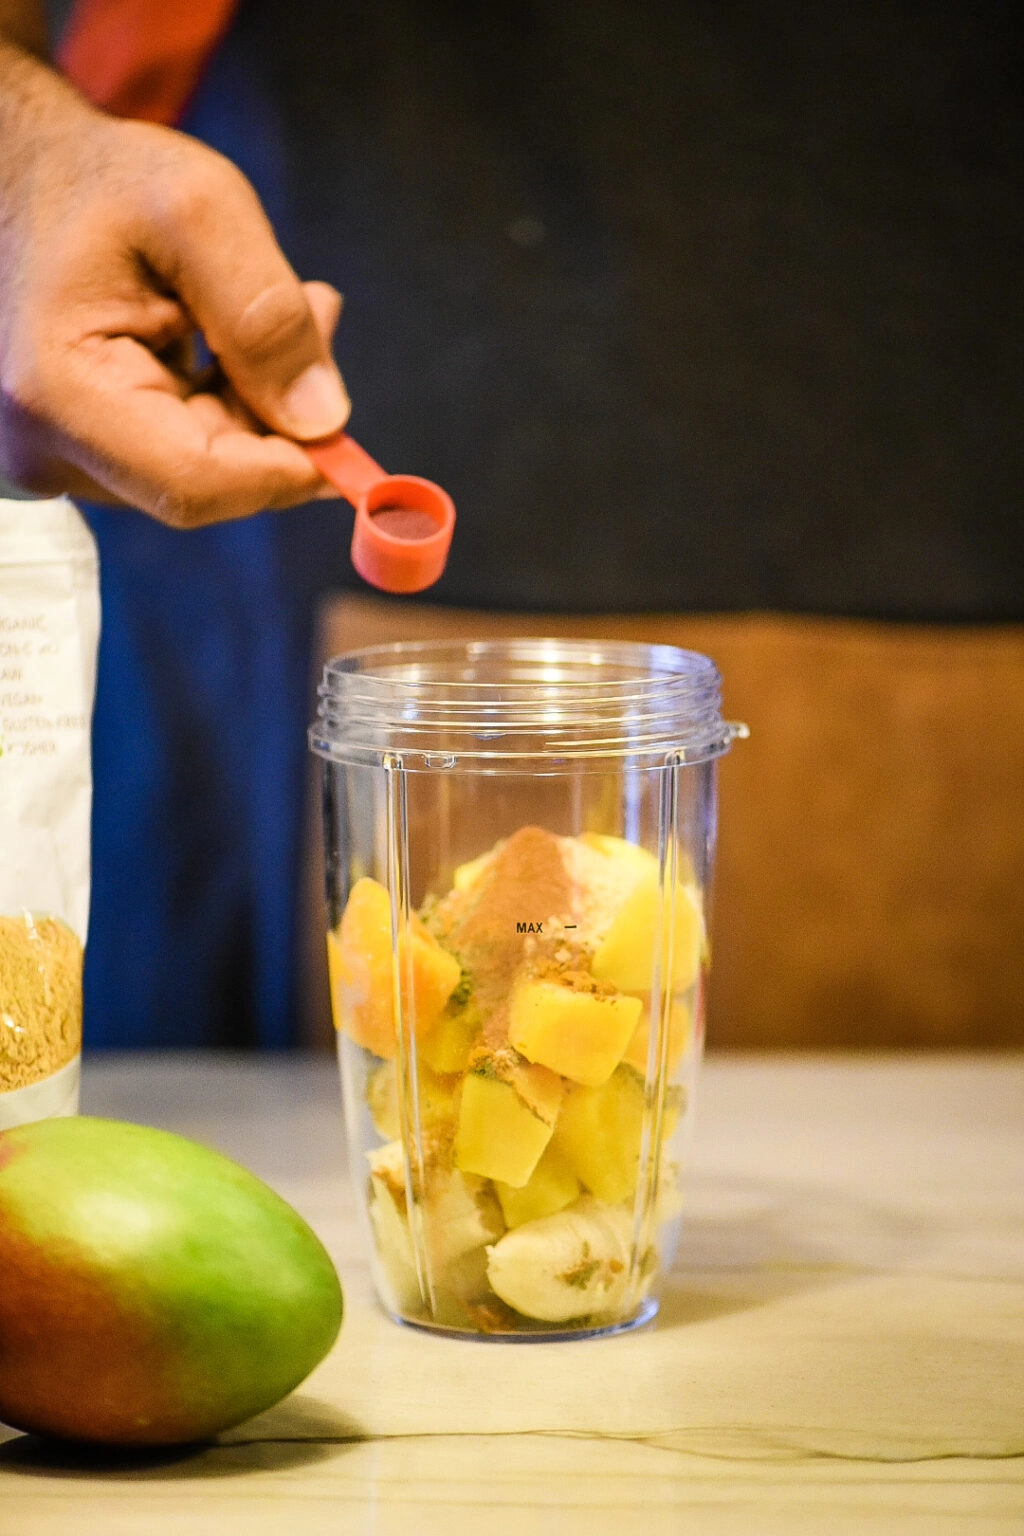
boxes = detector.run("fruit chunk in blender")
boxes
[485,1196,634,1324]
[453,1014,565,1186]
[620,993,693,1074]
[507,968,642,1086]
[338,825,696,1328]
[591,872,703,993]
[549,1064,647,1204]
[327,876,462,1057]
[493,1141,581,1229]
[367,1137,504,1322]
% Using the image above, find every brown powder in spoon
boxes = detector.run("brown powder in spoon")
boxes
[371,507,439,540]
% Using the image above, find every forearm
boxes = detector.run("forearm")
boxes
[0,62,94,344]
[0,9,97,175]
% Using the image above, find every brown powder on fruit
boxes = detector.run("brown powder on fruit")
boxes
[465,1004,564,1123]
[525,951,617,996]
[431,826,575,1010]
[465,1004,525,1088]
[0,915,83,1091]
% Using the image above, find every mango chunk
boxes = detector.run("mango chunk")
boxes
[454,1033,564,1187]
[508,973,641,1087]
[591,874,703,994]
[549,1065,646,1204]
[620,994,693,1075]
[494,1142,581,1229]
[328,877,462,1059]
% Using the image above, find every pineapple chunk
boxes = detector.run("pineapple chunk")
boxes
[549,1065,646,1203]
[508,972,641,1087]
[591,873,703,994]
[551,1065,685,1203]
[577,832,658,879]
[494,1141,581,1229]
[578,832,695,887]
[454,1028,564,1187]
[417,995,480,1074]
[328,876,462,1059]
[620,994,693,1074]
[564,833,655,942]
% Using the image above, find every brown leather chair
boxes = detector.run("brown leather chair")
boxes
[302,595,1024,1050]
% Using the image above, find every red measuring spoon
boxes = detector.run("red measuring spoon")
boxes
[306,433,455,594]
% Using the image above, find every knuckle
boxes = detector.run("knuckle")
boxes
[155,145,254,236]
[233,282,316,367]
[150,485,199,528]
[151,475,254,529]
[150,471,220,529]
[161,164,226,230]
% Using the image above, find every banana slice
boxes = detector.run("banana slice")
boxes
[367,1140,504,1313]
[486,1196,635,1322]
[367,1144,419,1310]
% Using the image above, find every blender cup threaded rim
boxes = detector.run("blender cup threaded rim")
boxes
[310,637,740,769]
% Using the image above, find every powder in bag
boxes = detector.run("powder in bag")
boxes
[0,497,99,1127]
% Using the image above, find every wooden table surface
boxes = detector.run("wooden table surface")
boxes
[1,1052,1022,1535]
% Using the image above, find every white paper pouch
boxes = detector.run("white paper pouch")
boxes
[0,497,99,1128]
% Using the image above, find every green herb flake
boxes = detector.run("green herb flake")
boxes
[559,1242,601,1290]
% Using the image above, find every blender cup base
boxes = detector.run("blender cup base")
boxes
[385,1296,659,1344]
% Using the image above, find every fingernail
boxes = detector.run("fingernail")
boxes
[281,363,350,439]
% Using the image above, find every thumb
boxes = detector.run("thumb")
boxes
[144,138,350,441]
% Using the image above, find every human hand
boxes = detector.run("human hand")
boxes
[0,46,350,525]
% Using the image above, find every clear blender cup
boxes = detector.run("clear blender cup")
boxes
[310,639,744,1339]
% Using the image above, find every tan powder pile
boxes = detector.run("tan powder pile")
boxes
[428,826,576,1011]
[0,914,83,1091]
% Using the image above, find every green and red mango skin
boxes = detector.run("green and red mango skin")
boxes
[0,1118,343,1445]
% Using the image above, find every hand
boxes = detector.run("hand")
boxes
[0,48,350,525]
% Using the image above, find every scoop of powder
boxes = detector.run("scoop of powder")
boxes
[371,507,439,540]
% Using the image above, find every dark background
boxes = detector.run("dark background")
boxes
[204,0,1023,619]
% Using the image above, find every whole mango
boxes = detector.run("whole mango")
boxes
[0,1116,343,1445]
